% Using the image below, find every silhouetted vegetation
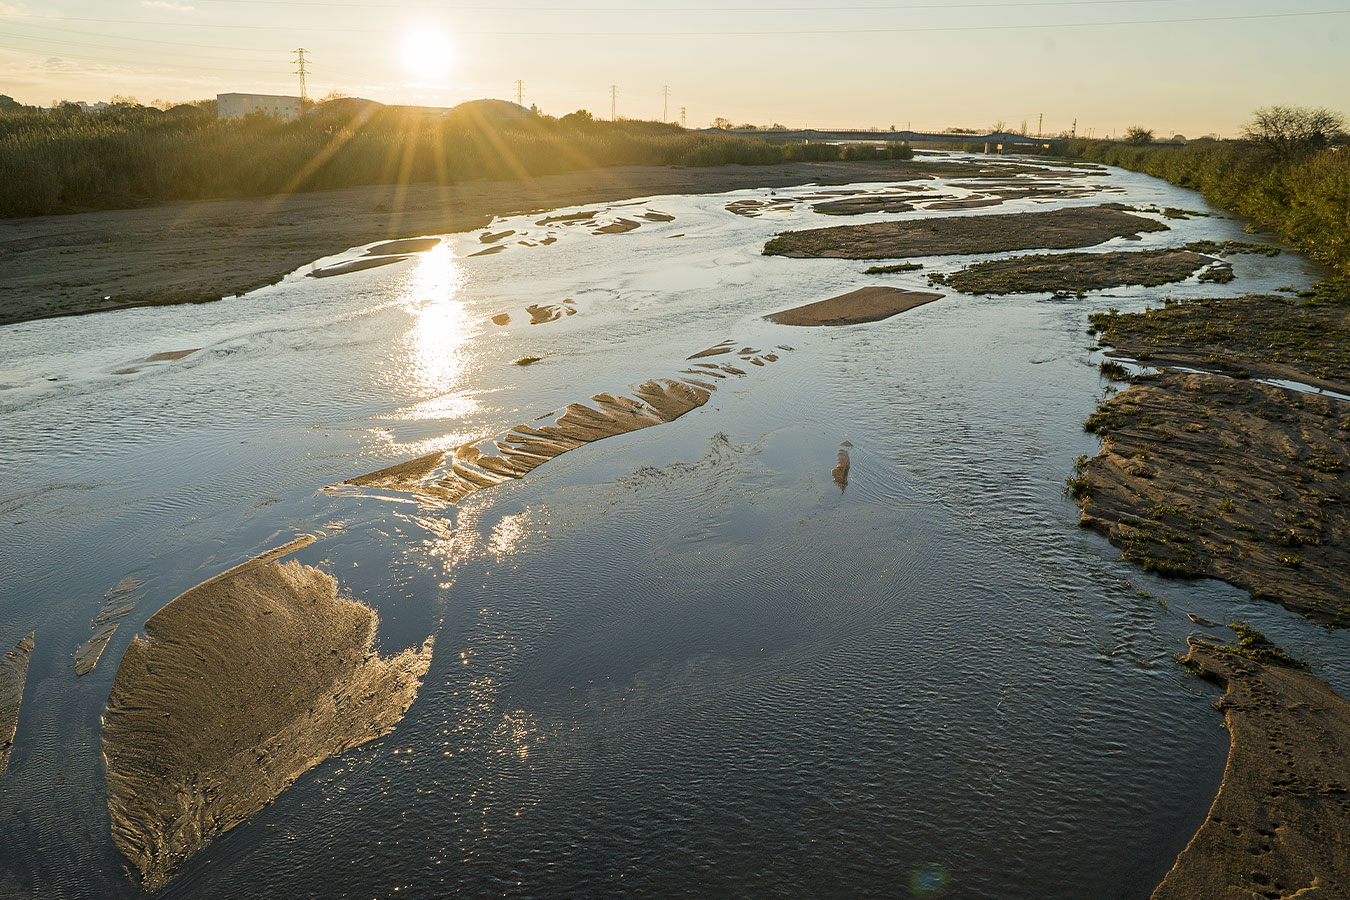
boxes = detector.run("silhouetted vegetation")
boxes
[0,100,908,217]
[1059,108,1350,278]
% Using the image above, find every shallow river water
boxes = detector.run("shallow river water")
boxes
[1,155,1346,899]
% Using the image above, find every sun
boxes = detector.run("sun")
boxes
[401,29,453,81]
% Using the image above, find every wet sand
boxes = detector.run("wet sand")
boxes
[0,632,35,777]
[766,286,943,326]
[307,255,409,278]
[0,161,966,326]
[102,537,434,889]
[345,343,787,505]
[762,206,1168,260]
[1155,636,1350,898]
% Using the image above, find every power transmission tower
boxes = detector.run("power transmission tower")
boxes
[1037,112,1043,137]
[610,84,618,121]
[1071,117,1077,138]
[292,48,309,102]
[680,106,687,129]
[662,85,671,122]
[514,79,524,107]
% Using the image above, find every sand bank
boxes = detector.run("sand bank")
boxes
[935,249,1213,295]
[1154,636,1350,898]
[364,237,441,255]
[763,206,1168,260]
[1077,372,1349,625]
[102,537,434,889]
[344,344,787,504]
[1078,294,1350,624]
[0,632,35,777]
[766,286,943,327]
[307,255,409,278]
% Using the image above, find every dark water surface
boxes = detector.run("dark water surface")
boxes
[1,157,1345,899]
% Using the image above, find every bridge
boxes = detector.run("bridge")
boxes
[709,128,1063,151]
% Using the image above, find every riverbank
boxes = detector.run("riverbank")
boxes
[1075,292,1350,626]
[0,160,938,327]
[1155,633,1350,899]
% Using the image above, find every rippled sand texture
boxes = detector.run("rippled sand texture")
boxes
[74,576,141,676]
[1154,638,1350,899]
[102,538,434,890]
[346,346,786,504]
[0,632,35,777]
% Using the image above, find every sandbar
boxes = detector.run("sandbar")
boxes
[344,343,788,504]
[364,237,440,255]
[102,537,434,889]
[763,205,1168,260]
[767,286,944,327]
[0,632,35,777]
[307,255,408,278]
[937,249,1213,295]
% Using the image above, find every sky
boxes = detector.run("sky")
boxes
[1,0,1348,135]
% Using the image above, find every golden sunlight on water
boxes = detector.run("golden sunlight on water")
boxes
[398,246,476,414]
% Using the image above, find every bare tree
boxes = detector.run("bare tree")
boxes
[1243,105,1346,159]
[1124,126,1153,145]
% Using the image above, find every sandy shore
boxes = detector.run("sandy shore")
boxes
[1154,635,1350,898]
[0,161,944,327]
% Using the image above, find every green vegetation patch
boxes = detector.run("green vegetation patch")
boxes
[865,263,925,275]
[1088,289,1350,383]
[1217,621,1309,668]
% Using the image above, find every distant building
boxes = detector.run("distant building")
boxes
[217,93,302,121]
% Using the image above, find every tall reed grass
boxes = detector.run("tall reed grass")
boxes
[0,102,912,217]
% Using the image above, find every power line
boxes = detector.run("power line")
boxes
[292,47,309,101]
[4,8,1349,35]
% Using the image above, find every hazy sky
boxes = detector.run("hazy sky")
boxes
[2,0,1347,134]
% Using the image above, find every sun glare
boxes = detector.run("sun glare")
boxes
[401,29,453,81]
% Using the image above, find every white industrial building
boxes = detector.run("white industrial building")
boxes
[217,93,303,121]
